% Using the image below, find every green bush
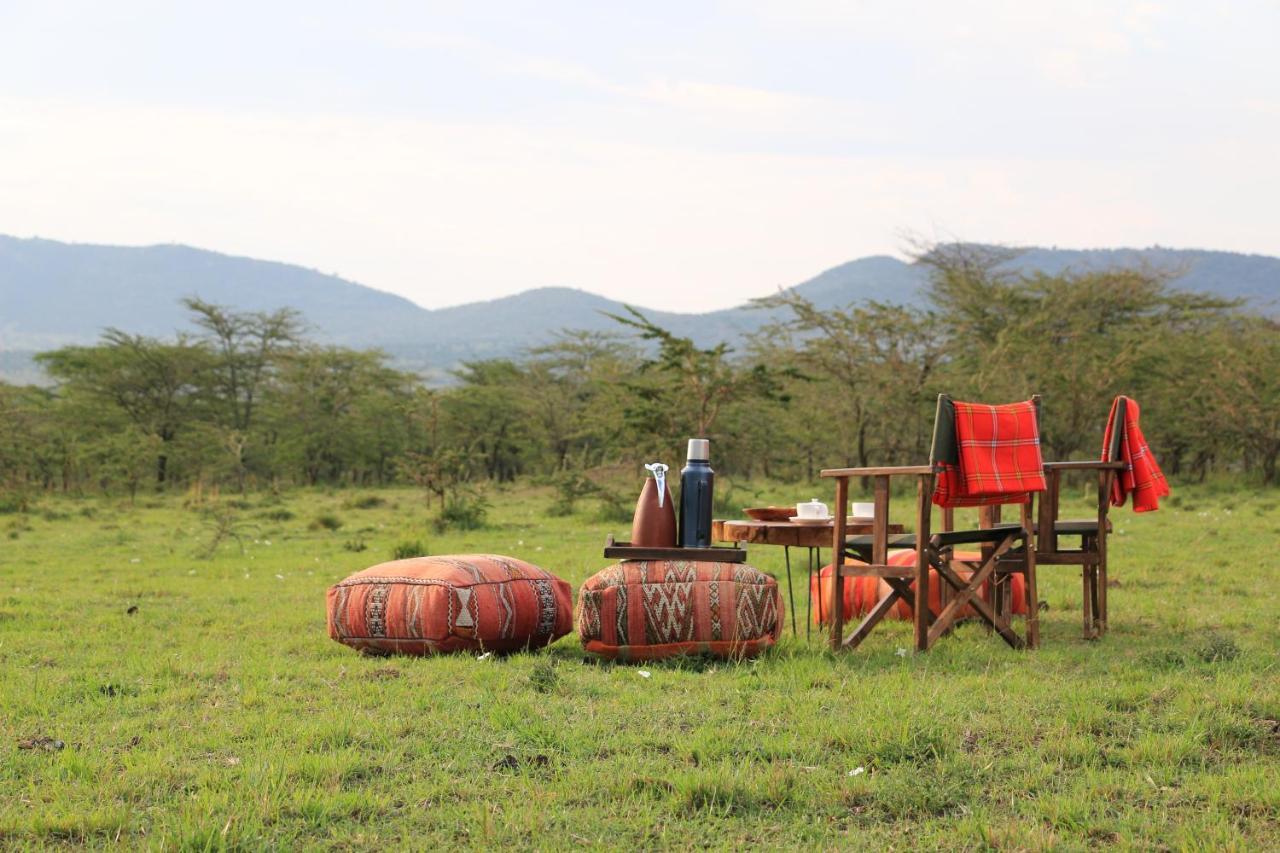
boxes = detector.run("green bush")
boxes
[547,471,599,517]
[391,540,427,560]
[0,492,30,514]
[310,513,344,531]
[434,492,489,532]
[527,659,560,694]
[594,491,636,524]
[344,494,385,510]
[1196,632,1242,663]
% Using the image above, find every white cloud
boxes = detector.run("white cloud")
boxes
[3,92,1274,314]
[0,3,1276,313]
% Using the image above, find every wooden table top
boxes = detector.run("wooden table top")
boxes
[711,518,906,549]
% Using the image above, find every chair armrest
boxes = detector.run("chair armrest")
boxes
[820,465,933,478]
[1042,461,1125,471]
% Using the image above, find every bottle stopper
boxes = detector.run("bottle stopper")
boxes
[644,462,668,507]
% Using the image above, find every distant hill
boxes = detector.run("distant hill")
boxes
[1,235,1276,384]
[0,237,427,350]
[999,246,1279,308]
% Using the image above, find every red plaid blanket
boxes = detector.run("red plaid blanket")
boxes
[1102,395,1169,512]
[933,399,1046,508]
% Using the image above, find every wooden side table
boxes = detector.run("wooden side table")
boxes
[712,518,906,639]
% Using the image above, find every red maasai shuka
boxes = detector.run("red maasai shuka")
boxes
[1102,395,1169,513]
[327,555,573,656]
[809,551,1027,625]
[577,560,782,661]
[933,399,1045,508]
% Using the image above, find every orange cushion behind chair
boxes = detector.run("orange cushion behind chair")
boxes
[577,561,783,661]
[327,555,573,655]
[809,551,1026,625]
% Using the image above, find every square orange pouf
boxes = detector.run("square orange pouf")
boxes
[327,555,573,656]
[577,561,783,661]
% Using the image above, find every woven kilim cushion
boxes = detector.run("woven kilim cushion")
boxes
[577,561,783,661]
[327,555,572,656]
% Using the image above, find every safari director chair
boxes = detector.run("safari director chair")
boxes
[820,394,1046,652]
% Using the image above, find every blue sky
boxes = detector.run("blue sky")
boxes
[1,1,1276,311]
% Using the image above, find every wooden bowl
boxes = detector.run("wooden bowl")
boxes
[743,506,794,522]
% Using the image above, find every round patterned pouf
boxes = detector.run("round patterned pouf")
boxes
[327,554,572,656]
[577,560,782,661]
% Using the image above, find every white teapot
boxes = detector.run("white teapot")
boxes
[795,498,830,520]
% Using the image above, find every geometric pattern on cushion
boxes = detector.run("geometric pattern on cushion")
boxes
[327,554,573,656]
[577,560,782,661]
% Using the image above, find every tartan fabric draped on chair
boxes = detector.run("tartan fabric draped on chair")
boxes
[934,399,1046,507]
[1102,395,1169,512]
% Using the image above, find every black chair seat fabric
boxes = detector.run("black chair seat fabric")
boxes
[844,525,1027,553]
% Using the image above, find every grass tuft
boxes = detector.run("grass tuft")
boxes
[1195,632,1242,663]
[310,513,344,531]
[391,540,427,560]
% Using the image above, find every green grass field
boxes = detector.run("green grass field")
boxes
[1,483,1277,849]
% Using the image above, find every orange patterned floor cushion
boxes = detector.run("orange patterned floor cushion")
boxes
[577,561,783,661]
[327,555,572,655]
[809,550,1027,625]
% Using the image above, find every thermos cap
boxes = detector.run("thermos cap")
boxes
[686,438,710,461]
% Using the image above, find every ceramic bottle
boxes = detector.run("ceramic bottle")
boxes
[631,462,677,547]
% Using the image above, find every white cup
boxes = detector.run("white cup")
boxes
[851,502,875,518]
[796,498,829,519]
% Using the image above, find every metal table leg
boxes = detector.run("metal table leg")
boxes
[808,546,823,640]
[815,548,822,633]
[792,546,809,641]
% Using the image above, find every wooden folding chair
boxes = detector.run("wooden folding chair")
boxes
[821,395,1043,652]
[1036,398,1127,640]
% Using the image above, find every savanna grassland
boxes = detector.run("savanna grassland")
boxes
[1,482,1277,850]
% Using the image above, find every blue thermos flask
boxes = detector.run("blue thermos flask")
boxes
[678,438,715,547]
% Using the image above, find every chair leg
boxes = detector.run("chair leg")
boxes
[1023,536,1039,650]
[1081,560,1096,641]
[1097,539,1109,637]
[993,574,1010,631]
[978,506,995,635]
[1085,534,1105,640]
[913,475,931,652]
[843,585,905,650]
[1089,564,1102,638]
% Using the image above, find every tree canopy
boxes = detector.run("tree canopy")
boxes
[2,247,1276,501]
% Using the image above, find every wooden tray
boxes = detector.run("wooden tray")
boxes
[603,534,746,563]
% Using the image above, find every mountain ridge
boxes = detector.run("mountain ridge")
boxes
[1,234,1276,383]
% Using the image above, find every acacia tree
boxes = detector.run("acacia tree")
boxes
[524,331,637,470]
[273,346,414,485]
[182,298,301,432]
[37,331,210,485]
[753,293,944,468]
[1200,318,1280,483]
[0,383,55,502]
[440,360,535,482]
[182,298,301,488]
[976,271,1232,457]
[606,307,789,455]
[913,242,1236,459]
